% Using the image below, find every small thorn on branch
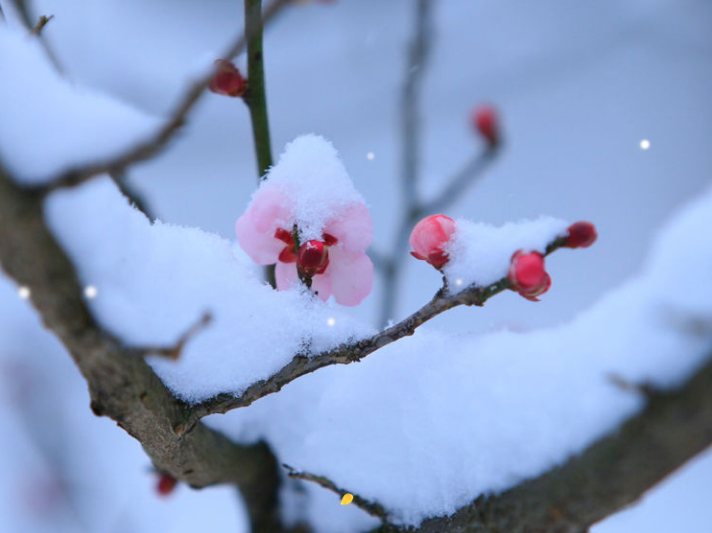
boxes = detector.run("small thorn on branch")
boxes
[282,464,388,520]
[32,14,54,35]
[138,312,213,360]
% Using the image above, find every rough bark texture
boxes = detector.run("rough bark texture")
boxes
[0,164,284,533]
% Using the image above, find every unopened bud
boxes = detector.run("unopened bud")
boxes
[209,59,247,97]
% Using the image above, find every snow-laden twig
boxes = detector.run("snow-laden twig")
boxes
[283,464,388,521]
[388,355,712,533]
[28,0,290,196]
[190,235,569,420]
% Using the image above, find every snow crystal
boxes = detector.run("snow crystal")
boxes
[443,216,569,290]
[44,178,374,403]
[0,26,162,185]
[254,135,366,241]
[209,187,712,529]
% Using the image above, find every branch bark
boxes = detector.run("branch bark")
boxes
[370,354,712,533]
[0,161,286,533]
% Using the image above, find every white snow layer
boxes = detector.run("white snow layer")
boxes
[41,157,712,528]
[208,187,712,529]
[444,216,569,289]
[252,134,367,241]
[44,178,374,403]
[0,26,162,185]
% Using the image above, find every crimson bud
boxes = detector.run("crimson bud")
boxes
[209,60,247,97]
[297,240,330,277]
[508,250,551,301]
[471,105,499,147]
[565,222,597,249]
[156,473,178,497]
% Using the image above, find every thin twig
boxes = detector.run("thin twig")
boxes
[283,464,388,520]
[31,13,53,35]
[28,0,290,196]
[110,170,155,220]
[191,236,569,420]
[418,148,497,215]
[133,312,212,360]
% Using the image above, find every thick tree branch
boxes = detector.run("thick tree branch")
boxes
[283,464,388,521]
[369,353,712,533]
[26,0,290,196]
[191,236,569,419]
[0,161,286,533]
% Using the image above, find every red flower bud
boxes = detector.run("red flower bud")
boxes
[209,60,247,97]
[565,222,597,249]
[508,250,551,301]
[471,105,499,147]
[156,473,178,497]
[409,214,456,270]
[297,240,330,277]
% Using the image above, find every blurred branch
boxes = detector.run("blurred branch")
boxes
[134,312,213,361]
[31,13,52,35]
[371,353,712,533]
[376,0,502,327]
[419,147,497,215]
[283,464,388,521]
[190,236,569,419]
[377,0,434,327]
[0,160,292,533]
[110,171,156,220]
[27,0,291,196]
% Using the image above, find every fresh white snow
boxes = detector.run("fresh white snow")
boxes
[0,25,162,185]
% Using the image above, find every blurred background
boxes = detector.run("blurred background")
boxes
[0,0,711,531]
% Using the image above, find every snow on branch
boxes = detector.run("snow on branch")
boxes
[0,0,290,192]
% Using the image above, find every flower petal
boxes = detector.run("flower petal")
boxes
[275,260,299,291]
[236,185,292,265]
[311,271,333,302]
[328,248,374,306]
[324,203,373,252]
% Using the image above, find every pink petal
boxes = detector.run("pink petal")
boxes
[311,272,333,302]
[275,260,299,291]
[324,203,373,252]
[235,186,292,265]
[327,248,374,306]
[251,186,291,233]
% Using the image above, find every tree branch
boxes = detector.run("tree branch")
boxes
[283,464,388,521]
[418,148,497,216]
[0,160,288,533]
[26,0,290,196]
[191,236,569,419]
[370,353,712,533]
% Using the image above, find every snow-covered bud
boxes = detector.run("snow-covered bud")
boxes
[508,250,551,301]
[471,105,499,147]
[565,221,598,249]
[410,214,456,270]
[209,60,247,97]
[297,240,330,277]
[156,473,178,497]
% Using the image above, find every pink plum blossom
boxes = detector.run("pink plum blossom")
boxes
[409,214,456,269]
[235,185,374,306]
